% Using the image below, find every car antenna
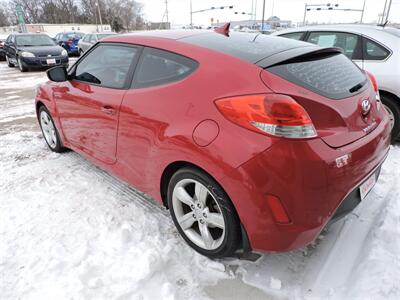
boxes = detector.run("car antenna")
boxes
[214,22,230,36]
[378,20,389,27]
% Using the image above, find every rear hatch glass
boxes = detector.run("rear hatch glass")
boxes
[267,53,368,100]
[261,53,385,148]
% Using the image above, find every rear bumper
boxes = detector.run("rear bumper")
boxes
[20,56,69,69]
[221,116,391,252]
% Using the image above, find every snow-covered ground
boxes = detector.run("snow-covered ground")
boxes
[0,60,399,300]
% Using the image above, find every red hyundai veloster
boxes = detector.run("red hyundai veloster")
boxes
[36,28,390,258]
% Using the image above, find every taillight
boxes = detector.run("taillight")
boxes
[366,71,378,93]
[366,71,381,110]
[215,94,317,139]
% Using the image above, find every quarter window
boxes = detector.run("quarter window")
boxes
[90,35,97,44]
[133,47,198,89]
[83,34,91,42]
[306,32,361,59]
[74,44,138,89]
[364,38,390,60]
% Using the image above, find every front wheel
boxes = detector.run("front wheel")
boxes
[381,94,400,143]
[6,55,14,67]
[17,57,28,72]
[167,167,241,258]
[38,106,65,153]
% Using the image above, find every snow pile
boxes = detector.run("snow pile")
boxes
[0,131,228,300]
[235,145,400,300]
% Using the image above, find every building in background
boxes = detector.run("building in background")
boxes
[145,22,171,30]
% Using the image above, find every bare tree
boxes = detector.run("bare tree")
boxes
[1,0,145,31]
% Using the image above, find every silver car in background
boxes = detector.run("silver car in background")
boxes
[78,32,117,55]
[273,24,400,142]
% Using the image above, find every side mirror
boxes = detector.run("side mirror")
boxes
[47,66,68,82]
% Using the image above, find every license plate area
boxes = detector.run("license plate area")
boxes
[46,58,56,65]
[360,172,376,200]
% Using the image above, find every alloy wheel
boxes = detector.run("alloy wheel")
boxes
[383,104,395,130]
[18,58,23,71]
[40,110,58,149]
[172,178,226,250]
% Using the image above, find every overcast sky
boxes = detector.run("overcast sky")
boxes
[142,0,400,26]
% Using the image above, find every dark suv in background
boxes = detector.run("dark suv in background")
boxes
[4,33,69,72]
[54,31,83,56]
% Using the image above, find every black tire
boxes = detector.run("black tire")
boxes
[17,57,28,72]
[38,105,66,153]
[381,94,400,144]
[167,167,241,258]
[79,49,83,56]
[6,55,14,67]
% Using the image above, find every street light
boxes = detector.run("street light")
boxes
[190,3,234,28]
[302,3,364,25]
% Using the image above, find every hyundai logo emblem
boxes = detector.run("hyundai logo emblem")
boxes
[361,99,371,115]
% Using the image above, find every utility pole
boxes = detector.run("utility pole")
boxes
[165,0,169,24]
[96,0,103,32]
[190,0,193,28]
[380,0,388,23]
[160,0,169,29]
[385,0,393,24]
[261,0,266,32]
[360,0,366,23]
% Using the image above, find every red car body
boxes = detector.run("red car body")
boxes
[35,30,391,253]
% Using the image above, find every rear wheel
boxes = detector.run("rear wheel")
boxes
[6,55,14,67]
[38,106,65,153]
[381,94,400,143]
[167,167,241,258]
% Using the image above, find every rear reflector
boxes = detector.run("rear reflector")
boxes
[215,94,317,139]
[366,71,381,108]
[266,195,291,224]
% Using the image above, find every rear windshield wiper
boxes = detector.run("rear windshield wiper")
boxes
[349,82,364,93]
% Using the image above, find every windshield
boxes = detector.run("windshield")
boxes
[97,34,115,40]
[65,32,83,39]
[16,35,55,47]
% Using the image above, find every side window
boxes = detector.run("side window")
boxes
[133,47,198,89]
[279,32,305,41]
[364,38,390,61]
[74,44,139,89]
[306,31,361,59]
[10,35,15,43]
[90,35,97,43]
[84,34,91,42]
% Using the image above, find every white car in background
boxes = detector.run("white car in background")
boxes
[272,24,400,142]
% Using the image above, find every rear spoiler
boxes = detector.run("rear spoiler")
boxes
[256,46,343,69]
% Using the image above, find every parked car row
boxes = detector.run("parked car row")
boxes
[2,31,116,72]
[4,33,68,72]
[0,35,6,61]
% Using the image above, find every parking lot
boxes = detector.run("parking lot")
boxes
[1,59,399,300]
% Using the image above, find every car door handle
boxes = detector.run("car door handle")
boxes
[101,106,116,115]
